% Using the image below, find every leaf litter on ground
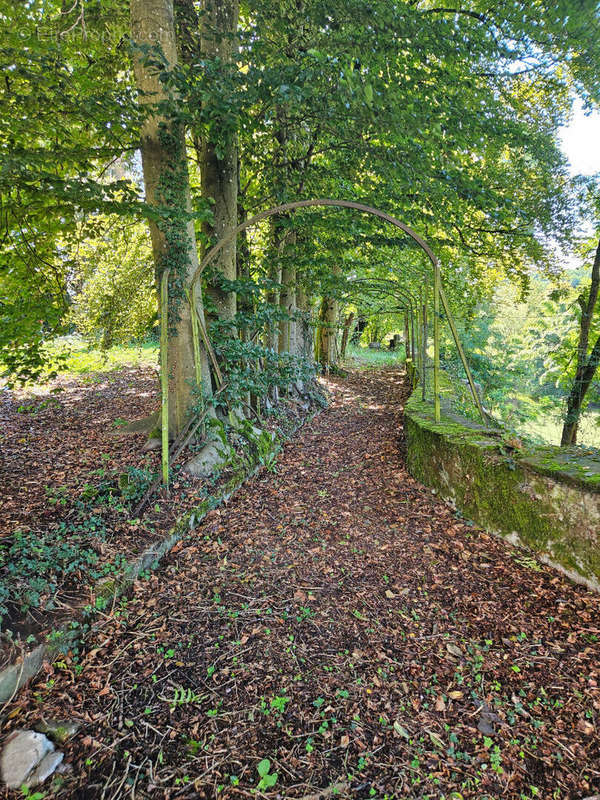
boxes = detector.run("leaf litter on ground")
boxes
[1,368,599,799]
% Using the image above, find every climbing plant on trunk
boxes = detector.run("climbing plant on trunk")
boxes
[130,0,212,436]
[561,238,600,446]
[197,0,240,328]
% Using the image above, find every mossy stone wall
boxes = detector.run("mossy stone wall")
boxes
[404,396,600,591]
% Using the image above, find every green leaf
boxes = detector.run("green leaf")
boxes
[257,759,271,777]
[428,730,444,749]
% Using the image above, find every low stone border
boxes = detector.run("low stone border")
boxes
[404,395,600,592]
[0,409,319,705]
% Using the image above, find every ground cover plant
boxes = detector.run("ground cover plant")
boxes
[1,368,598,799]
[0,355,159,646]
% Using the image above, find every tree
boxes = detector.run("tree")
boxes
[5,0,600,457]
[561,239,600,446]
[185,0,240,327]
[316,295,338,368]
[68,217,156,348]
[0,0,139,382]
[130,0,212,435]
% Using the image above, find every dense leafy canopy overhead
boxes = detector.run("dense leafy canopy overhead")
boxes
[1,0,599,386]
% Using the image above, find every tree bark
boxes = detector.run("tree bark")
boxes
[278,233,297,356]
[404,313,411,361]
[198,0,239,326]
[296,284,314,363]
[130,0,211,436]
[316,296,338,368]
[340,312,354,360]
[351,314,367,344]
[265,217,283,356]
[561,239,600,446]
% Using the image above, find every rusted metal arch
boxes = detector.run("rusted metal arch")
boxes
[345,280,421,367]
[189,198,442,415]
[187,197,487,424]
[347,278,419,312]
[190,199,438,289]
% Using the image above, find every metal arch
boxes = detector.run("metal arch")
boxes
[348,278,419,309]
[190,198,439,290]
[186,196,486,425]
[345,280,421,368]
[188,197,442,417]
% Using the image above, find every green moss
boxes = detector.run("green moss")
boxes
[405,397,600,587]
[96,577,119,599]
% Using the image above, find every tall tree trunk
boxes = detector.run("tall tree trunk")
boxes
[351,314,367,344]
[237,189,256,407]
[296,285,314,363]
[236,182,252,336]
[279,234,297,355]
[316,264,339,368]
[340,312,354,360]
[404,313,411,362]
[265,216,283,356]
[316,296,338,368]
[131,0,211,436]
[561,239,600,446]
[199,0,239,327]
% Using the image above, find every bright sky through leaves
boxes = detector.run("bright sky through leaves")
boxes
[560,102,600,176]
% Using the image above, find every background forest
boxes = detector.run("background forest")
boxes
[2,0,600,450]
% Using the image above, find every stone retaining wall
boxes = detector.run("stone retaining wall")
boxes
[404,396,600,591]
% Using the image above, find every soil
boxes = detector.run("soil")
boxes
[1,368,599,799]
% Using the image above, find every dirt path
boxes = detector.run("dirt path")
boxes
[2,369,599,799]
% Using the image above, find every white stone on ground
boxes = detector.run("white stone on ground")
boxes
[0,729,63,789]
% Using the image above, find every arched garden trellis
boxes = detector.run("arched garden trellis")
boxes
[159,199,487,484]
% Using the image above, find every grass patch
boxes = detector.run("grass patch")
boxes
[516,404,600,449]
[1,336,159,391]
[49,336,158,375]
[344,343,405,370]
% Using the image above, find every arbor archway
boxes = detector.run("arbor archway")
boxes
[189,198,445,419]
[158,198,486,483]
[191,199,439,288]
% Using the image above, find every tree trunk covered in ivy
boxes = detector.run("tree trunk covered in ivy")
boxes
[269,99,299,358]
[351,314,367,344]
[236,191,253,338]
[296,284,314,363]
[279,232,297,356]
[199,0,239,326]
[265,217,283,356]
[131,0,212,436]
[316,262,339,368]
[316,298,338,368]
[561,239,600,446]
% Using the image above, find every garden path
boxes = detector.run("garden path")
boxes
[2,368,599,799]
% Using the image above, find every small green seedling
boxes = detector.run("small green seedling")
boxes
[256,758,278,791]
[166,686,202,710]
